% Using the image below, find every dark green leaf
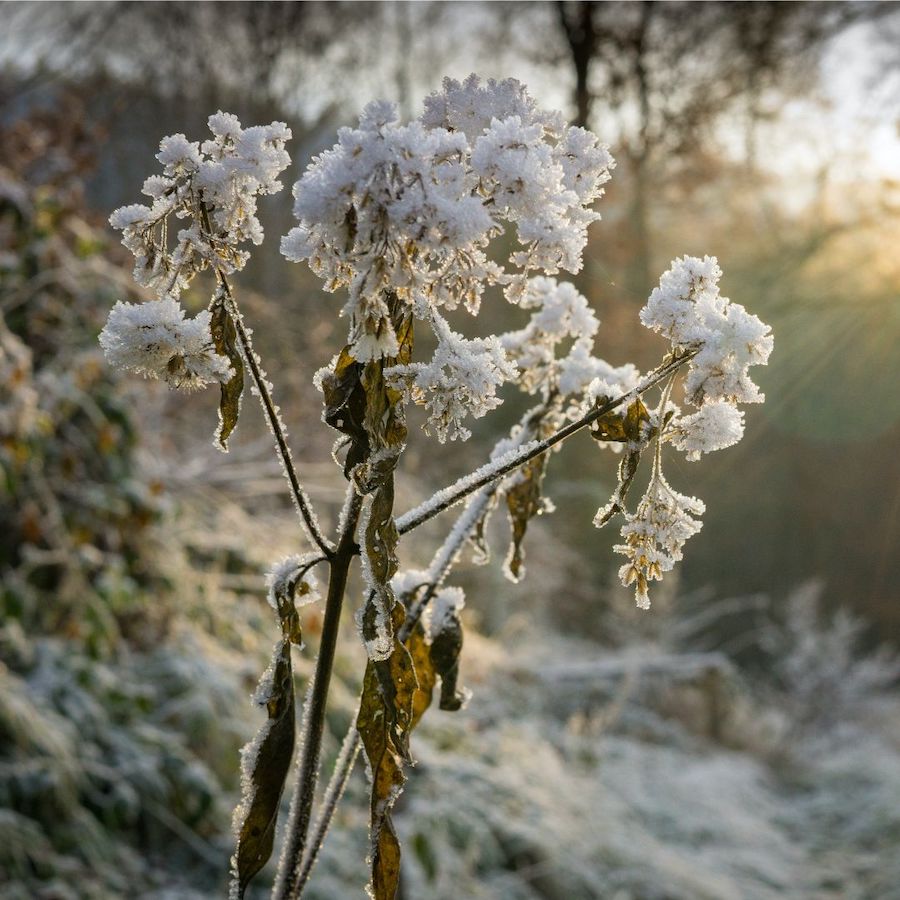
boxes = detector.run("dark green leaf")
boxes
[429,609,466,712]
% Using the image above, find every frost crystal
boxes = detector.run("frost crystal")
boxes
[669,399,745,461]
[501,277,599,394]
[640,255,773,407]
[282,74,613,373]
[387,313,517,442]
[424,586,466,641]
[265,554,320,611]
[109,112,291,297]
[98,297,232,391]
[612,475,705,609]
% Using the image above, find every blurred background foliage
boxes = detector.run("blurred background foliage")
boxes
[1,2,899,898]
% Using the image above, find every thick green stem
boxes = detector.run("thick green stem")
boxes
[272,488,363,900]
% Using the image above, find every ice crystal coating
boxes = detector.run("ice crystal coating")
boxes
[424,585,466,640]
[669,399,745,461]
[98,297,233,391]
[390,569,466,639]
[282,74,613,367]
[612,475,706,609]
[500,277,599,394]
[265,555,321,612]
[109,112,291,297]
[640,255,773,407]
[387,314,517,442]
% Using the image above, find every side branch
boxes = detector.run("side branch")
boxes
[215,274,334,558]
[396,349,696,536]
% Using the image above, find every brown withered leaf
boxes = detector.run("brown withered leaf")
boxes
[349,291,420,899]
[229,578,306,898]
[590,396,652,444]
[429,609,466,712]
[593,398,655,527]
[321,347,369,477]
[357,603,417,900]
[210,296,245,451]
[504,450,550,583]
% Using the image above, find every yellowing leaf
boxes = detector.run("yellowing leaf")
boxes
[590,396,651,444]
[357,605,417,900]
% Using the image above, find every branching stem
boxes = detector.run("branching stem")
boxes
[273,486,363,900]
[280,352,696,896]
[294,402,550,892]
[396,349,697,536]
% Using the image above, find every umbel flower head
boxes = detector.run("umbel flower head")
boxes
[102,112,291,397]
[640,254,773,462]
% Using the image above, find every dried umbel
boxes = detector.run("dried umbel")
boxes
[100,75,771,900]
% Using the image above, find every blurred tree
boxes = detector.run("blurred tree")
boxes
[553,1,871,297]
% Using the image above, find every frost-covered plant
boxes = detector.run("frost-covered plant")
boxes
[100,76,772,900]
[772,582,900,733]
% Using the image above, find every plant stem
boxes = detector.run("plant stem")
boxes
[214,274,335,558]
[294,403,549,891]
[284,352,695,894]
[273,486,363,900]
[396,349,696,537]
[294,725,362,893]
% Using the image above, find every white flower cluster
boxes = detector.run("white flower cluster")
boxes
[613,475,706,610]
[500,277,640,426]
[640,255,773,460]
[500,276,599,394]
[111,113,292,296]
[99,297,233,391]
[668,399,745,459]
[282,74,613,367]
[387,313,517,442]
[103,113,291,392]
